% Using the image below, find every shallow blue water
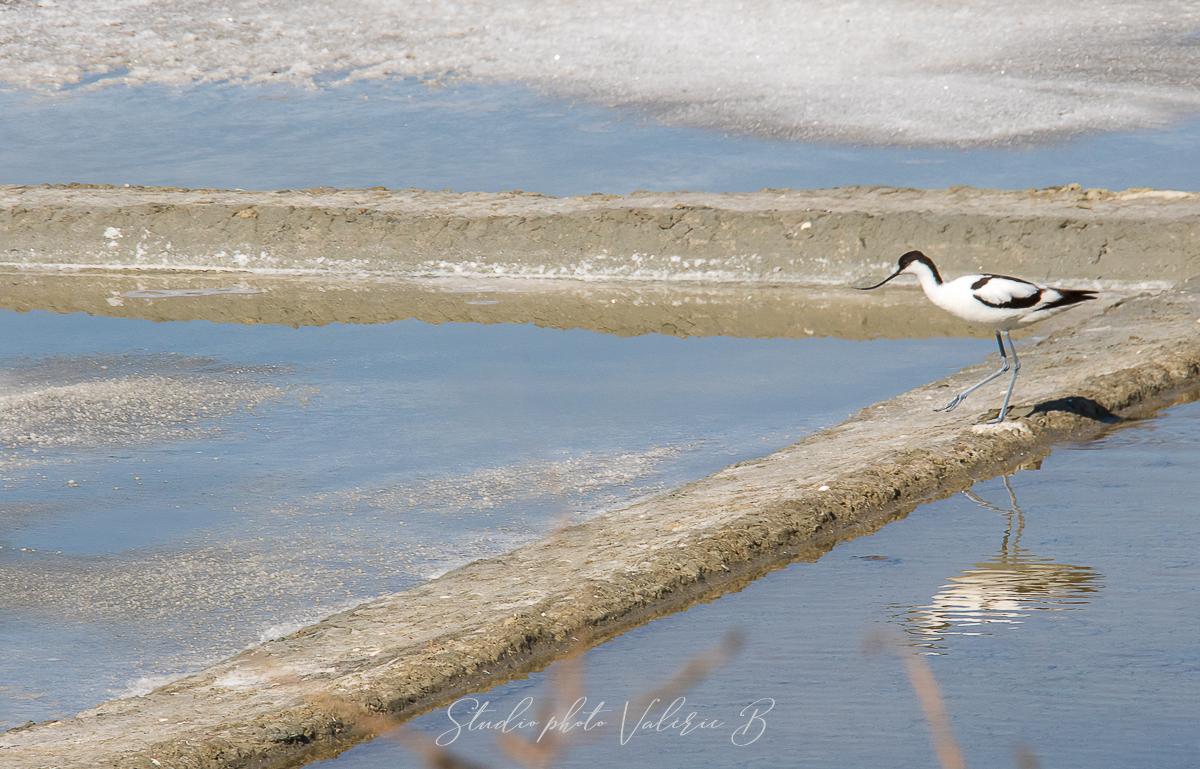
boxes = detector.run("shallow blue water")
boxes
[1,80,1197,194]
[322,400,1200,769]
[0,310,982,728]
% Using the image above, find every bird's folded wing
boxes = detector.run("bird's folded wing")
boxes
[972,275,1041,308]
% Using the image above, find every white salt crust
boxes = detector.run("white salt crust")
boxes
[1,1,1199,145]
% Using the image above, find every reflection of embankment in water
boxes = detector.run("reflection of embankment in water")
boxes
[900,475,1100,651]
[1,270,1013,339]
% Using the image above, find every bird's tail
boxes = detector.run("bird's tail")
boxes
[1043,288,1098,310]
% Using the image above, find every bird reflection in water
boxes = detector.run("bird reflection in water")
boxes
[900,475,1100,652]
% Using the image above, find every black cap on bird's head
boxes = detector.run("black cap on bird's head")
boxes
[857,250,939,290]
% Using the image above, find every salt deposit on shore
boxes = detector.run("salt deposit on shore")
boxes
[2,1,1199,144]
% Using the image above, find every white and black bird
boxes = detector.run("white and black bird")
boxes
[859,250,1097,423]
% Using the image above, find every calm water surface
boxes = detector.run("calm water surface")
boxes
[0,309,981,729]
[1,80,1198,194]
[322,400,1200,769]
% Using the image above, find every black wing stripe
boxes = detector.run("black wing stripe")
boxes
[974,273,1038,289]
[972,272,1043,309]
[975,288,1043,309]
[1040,289,1098,310]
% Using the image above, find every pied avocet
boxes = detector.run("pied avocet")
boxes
[859,250,1097,423]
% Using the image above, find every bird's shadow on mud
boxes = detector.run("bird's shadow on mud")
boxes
[1020,396,1122,423]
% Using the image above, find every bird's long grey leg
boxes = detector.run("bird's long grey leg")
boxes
[988,330,1021,423]
[934,330,1009,413]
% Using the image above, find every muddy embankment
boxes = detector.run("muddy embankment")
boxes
[2,184,1199,285]
[2,184,1200,769]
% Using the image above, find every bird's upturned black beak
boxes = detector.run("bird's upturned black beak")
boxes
[857,269,901,291]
